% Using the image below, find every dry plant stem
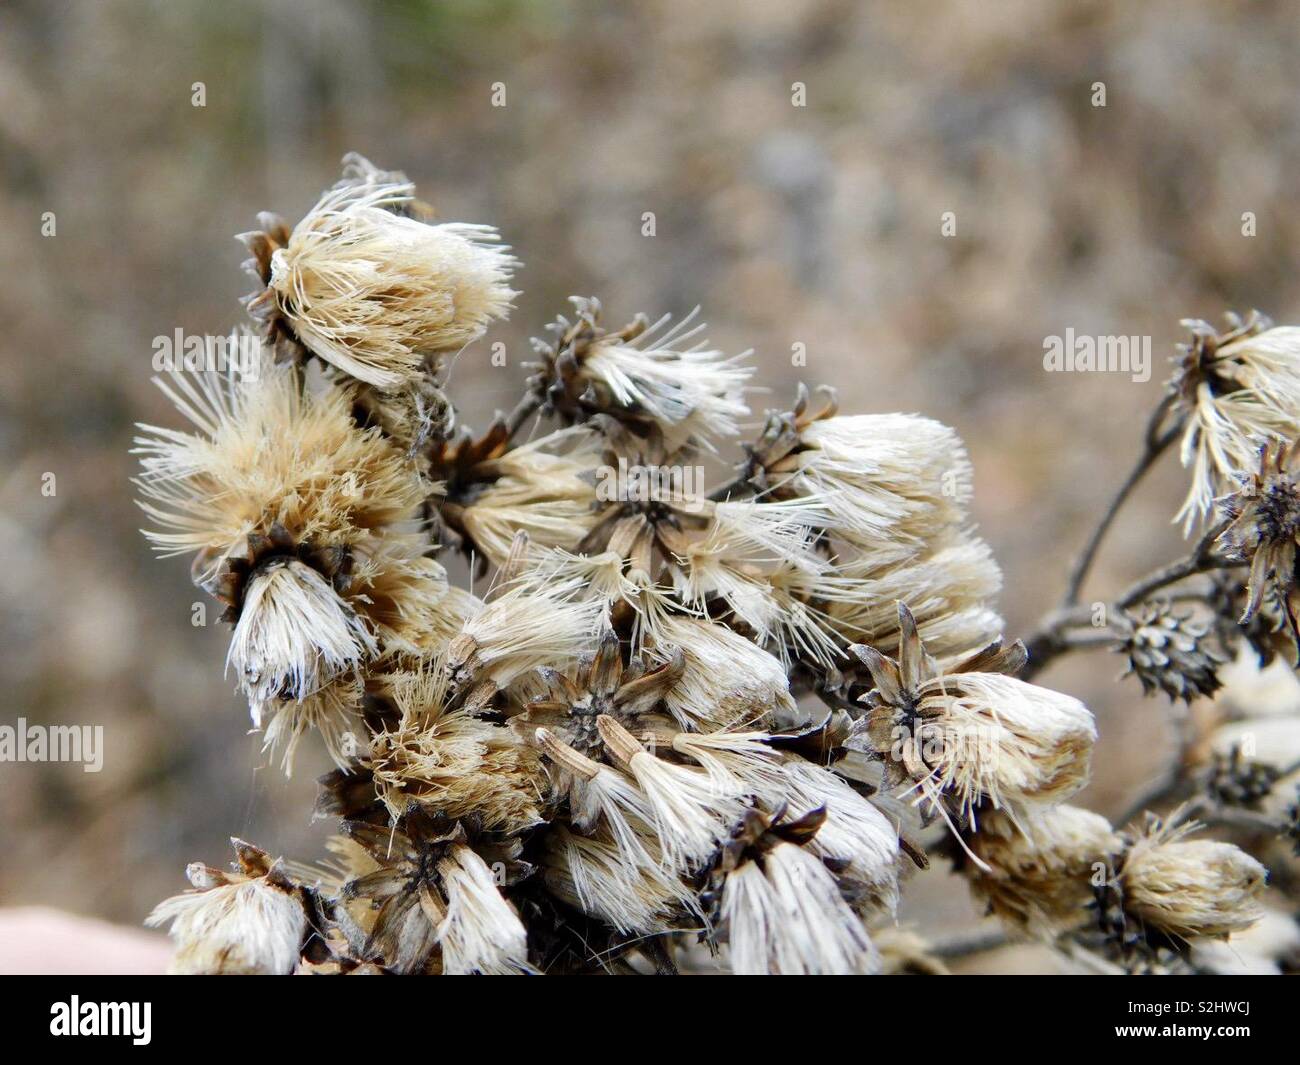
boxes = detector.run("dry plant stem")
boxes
[707,467,759,502]
[1174,797,1292,835]
[1114,519,1232,609]
[927,926,1010,960]
[503,391,543,439]
[1062,393,1182,608]
[1021,521,1234,682]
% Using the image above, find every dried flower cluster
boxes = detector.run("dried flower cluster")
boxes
[138,157,1292,975]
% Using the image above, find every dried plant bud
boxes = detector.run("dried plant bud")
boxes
[1217,439,1300,650]
[435,843,532,975]
[526,297,751,449]
[1170,311,1300,532]
[593,713,747,872]
[1203,745,1281,809]
[1208,572,1296,666]
[721,837,879,975]
[966,806,1121,937]
[1118,601,1225,702]
[1120,816,1267,939]
[248,162,516,390]
[1286,792,1300,857]
[849,603,1095,822]
[647,616,805,731]
[146,839,307,975]
[369,663,546,834]
[773,412,973,545]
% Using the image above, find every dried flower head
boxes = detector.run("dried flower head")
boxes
[775,409,973,546]
[1217,439,1300,650]
[369,663,546,834]
[146,839,307,975]
[525,297,751,451]
[1117,601,1225,702]
[708,806,880,975]
[966,806,1121,937]
[336,810,531,975]
[741,388,1006,663]
[444,427,605,568]
[134,337,428,570]
[1119,814,1267,939]
[826,528,1005,664]
[848,603,1096,825]
[244,161,517,390]
[511,629,684,755]
[1171,312,1300,532]
[134,341,454,766]
[647,616,805,731]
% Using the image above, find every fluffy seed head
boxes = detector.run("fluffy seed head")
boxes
[146,843,306,975]
[227,559,377,706]
[268,178,517,389]
[722,842,879,975]
[921,672,1097,815]
[967,805,1122,936]
[648,616,803,730]
[134,337,427,571]
[1171,314,1300,533]
[1121,822,1267,938]
[435,843,532,974]
[852,604,1095,820]
[370,665,546,834]
[789,413,972,545]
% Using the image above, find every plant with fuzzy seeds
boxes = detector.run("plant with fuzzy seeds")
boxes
[141,156,1292,976]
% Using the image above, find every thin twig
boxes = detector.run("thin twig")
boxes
[927,926,1010,960]
[503,390,543,439]
[1062,394,1181,607]
[1019,604,1100,681]
[1115,518,1232,609]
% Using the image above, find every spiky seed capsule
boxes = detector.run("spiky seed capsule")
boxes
[1118,601,1225,703]
[1204,746,1281,809]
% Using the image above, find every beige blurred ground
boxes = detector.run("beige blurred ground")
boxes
[3,0,1300,970]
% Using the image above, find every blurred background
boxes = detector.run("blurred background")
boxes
[4,0,1300,972]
